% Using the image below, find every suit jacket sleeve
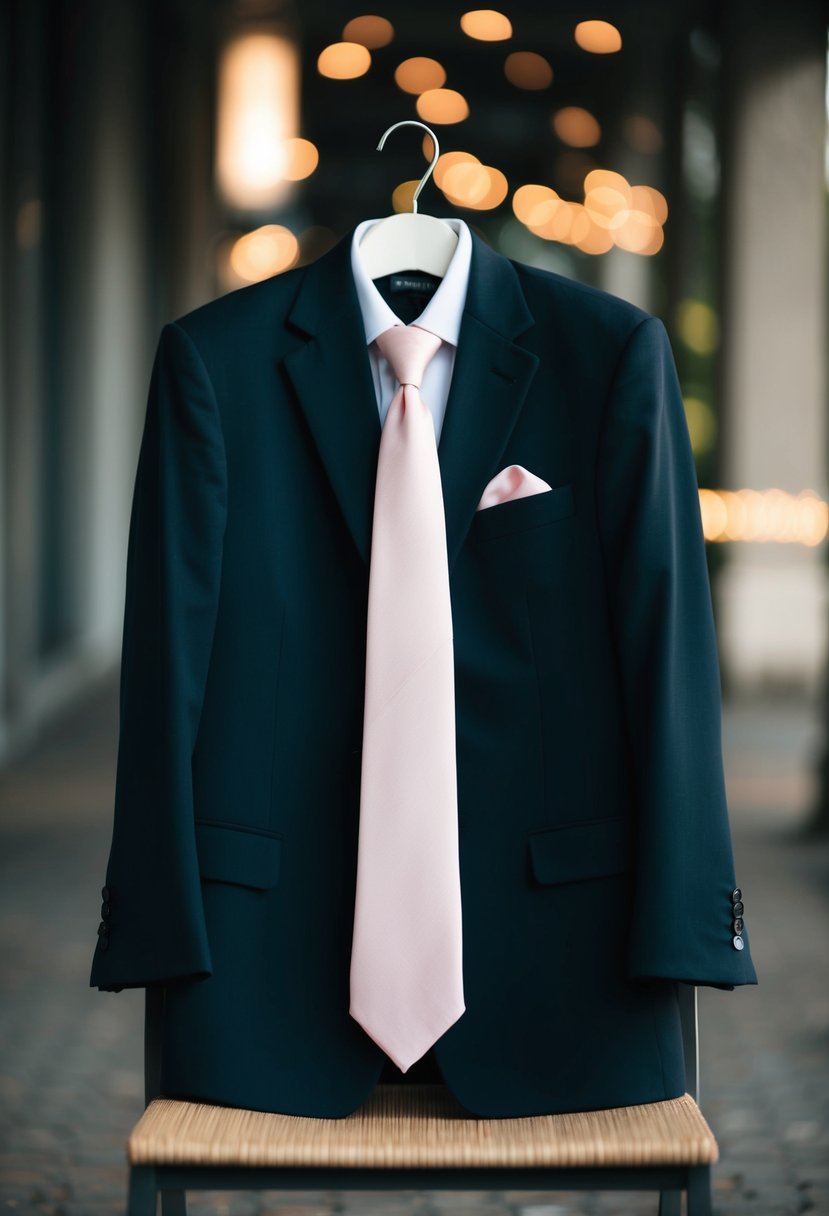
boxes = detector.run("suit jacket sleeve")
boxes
[89,320,227,992]
[595,314,757,989]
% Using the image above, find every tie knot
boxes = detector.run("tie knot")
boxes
[375,324,442,389]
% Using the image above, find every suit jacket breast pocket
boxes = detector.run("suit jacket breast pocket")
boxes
[469,482,575,585]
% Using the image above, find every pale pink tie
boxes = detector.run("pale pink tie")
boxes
[349,323,465,1072]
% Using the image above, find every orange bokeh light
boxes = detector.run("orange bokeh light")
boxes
[392,180,419,212]
[513,183,559,226]
[504,51,553,89]
[552,106,601,147]
[472,166,508,210]
[342,15,394,48]
[432,150,481,189]
[441,161,508,210]
[396,56,447,94]
[460,9,513,40]
[416,88,469,124]
[317,42,371,79]
[441,161,491,206]
[230,225,299,281]
[612,209,659,253]
[574,20,622,53]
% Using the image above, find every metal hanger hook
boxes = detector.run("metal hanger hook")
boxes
[376,120,441,215]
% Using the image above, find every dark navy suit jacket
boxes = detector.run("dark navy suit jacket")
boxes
[90,225,757,1118]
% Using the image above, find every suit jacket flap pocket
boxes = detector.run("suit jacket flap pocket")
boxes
[195,819,282,890]
[529,815,631,886]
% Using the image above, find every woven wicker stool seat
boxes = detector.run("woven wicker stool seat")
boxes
[129,1082,718,1170]
[127,988,720,1215]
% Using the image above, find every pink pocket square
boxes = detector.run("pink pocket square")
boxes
[477,464,553,511]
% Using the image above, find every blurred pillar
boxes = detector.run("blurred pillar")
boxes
[1,0,50,752]
[0,0,155,760]
[73,1,152,664]
[716,1,828,693]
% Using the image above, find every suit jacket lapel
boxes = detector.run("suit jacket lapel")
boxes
[282,231,381,568]
[437,236,538,569]
[281,225,539,573]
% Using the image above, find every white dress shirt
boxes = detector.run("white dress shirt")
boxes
[350,216,472,445]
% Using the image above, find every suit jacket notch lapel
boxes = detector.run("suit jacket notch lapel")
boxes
[282,233,381,568]
[437,235,539,571]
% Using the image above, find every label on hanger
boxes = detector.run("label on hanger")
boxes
[390,274,440,296]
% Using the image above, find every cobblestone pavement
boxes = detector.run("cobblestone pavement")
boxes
[1,675,827,1216]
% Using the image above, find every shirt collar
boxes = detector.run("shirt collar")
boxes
[350,216,472,348]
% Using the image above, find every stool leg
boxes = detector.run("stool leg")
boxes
[687,1165,713,1216]
[658,1190,682,1216]
[161,1189,187,1215]
[128,1165,157,1216]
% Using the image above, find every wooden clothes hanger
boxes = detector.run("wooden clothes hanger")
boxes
[357,120,459,279]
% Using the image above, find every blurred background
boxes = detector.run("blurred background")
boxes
[1,2,828,1214]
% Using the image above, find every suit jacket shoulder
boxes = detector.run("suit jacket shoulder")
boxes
[168,265,309,363]
[511,257,656,349]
